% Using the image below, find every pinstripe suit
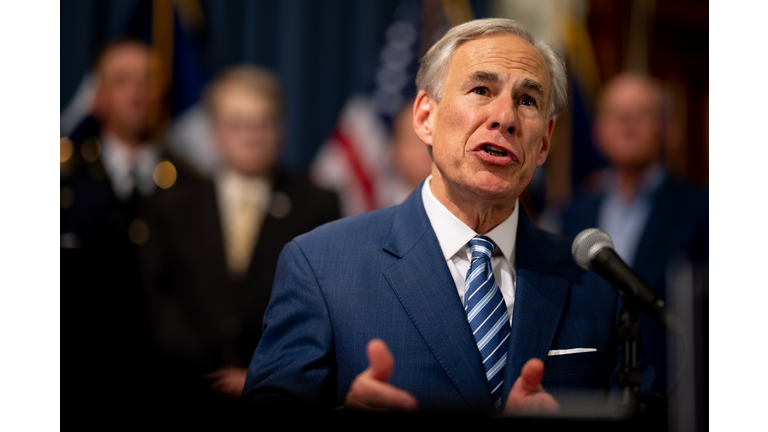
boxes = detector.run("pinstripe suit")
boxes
[242,182,650,413]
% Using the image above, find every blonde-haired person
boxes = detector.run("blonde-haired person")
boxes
[140,65,340,408]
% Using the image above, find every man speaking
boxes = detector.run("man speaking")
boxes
[242,18,643,414]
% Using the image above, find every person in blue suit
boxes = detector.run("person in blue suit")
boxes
[559,73,708,393]
[242,19,650,414]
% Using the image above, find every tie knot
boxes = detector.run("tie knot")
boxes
[468,235,496,260]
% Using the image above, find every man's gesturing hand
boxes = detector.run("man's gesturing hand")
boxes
[504,358,560,414]
[344,339,418,412]
[203,367,248,400]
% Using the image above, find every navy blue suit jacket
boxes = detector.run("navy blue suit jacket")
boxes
[242,184,633,413]
[561,174,708,391]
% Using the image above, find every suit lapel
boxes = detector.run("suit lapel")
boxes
[501,207,569,402]
[381,186,494,412]
[631,177,671,270]
[202,181,231,275]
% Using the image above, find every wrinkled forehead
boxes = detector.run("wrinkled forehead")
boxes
[600,75,662,112]
[98,44,152,79]
[447,34,551,90]
[211,82,280,122]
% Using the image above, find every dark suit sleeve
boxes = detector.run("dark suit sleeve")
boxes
[139,195,170,296]
[241,240,338,409]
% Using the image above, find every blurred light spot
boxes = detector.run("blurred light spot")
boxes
[60,186,74,209]
[61,232,80,249]
[60,137,74,163]
[81,137,101,163]
[128,218,150,245]
[153,160,177,189]
[269,192,292,219]
[220,316,242,339]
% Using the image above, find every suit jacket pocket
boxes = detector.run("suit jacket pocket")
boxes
[541,351,607,390]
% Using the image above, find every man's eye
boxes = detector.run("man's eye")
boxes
[472,87,488,96]
[519,97,536,107]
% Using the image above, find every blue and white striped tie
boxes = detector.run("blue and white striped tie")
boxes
[464,236,510,410]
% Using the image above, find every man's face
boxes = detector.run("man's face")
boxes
[94,44,155,140]
[212,84,281,177]
[417,34,555,205]
[595,76,663,170]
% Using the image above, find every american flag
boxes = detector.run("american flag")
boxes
[310,0,473,217]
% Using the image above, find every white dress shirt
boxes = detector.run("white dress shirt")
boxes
[597,163,665,266]
[214,167,273,221]
[100,131,159,201]
[421,176,519,324]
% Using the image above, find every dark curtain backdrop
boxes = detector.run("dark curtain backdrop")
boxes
[61,0,488,172]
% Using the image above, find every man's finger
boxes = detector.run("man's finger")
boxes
[344,339,418,412]
[519,358,546,393]
[347,374,417,412]
[366,339,395,382]
[202,370,226,380]
[505,358,560,414]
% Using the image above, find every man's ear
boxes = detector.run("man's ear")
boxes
[413,90,434,147]
[536,117,556,166]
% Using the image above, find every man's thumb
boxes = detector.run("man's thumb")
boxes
[519,358,546,392]
[366,339,395,382]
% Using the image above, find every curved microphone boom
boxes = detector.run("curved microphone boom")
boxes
[571,228,672,330]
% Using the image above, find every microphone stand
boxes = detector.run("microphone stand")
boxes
[617,302,641,411]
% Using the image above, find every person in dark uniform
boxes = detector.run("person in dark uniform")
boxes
[61,39,163,406]
[139,66,340,407]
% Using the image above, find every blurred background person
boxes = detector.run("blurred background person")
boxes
[558,73,708,394]
[60,39,162,403]
[139,66,340,407]
[387,99,434,205]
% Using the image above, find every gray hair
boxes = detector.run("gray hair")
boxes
[416,18,567,118]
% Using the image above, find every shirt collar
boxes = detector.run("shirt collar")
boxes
[601,162,667,199]
[100,131,159,198]
[214,167,273,208]
[421,175,518,264]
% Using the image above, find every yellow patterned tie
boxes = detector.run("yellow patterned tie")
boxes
[224,196,262,276]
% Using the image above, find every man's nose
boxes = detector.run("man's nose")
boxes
[485,99,517,135]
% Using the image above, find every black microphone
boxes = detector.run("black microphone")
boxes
[571,228,672,330]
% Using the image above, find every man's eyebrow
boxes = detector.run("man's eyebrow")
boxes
[520,78,546,100]
[466,70,500,85]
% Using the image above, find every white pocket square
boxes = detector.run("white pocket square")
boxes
[547,348,597,356]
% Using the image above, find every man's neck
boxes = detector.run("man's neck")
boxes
[613,162,656,201]
[102,125,146,148]
[429,175,516,235]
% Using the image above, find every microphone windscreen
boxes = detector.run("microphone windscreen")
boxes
[571,228,614,271]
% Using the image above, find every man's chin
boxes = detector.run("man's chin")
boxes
[230,162,271,178]
[116,120,150,141]
[464,175,520,204]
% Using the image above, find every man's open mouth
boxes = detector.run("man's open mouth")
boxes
[482,144,509,157]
